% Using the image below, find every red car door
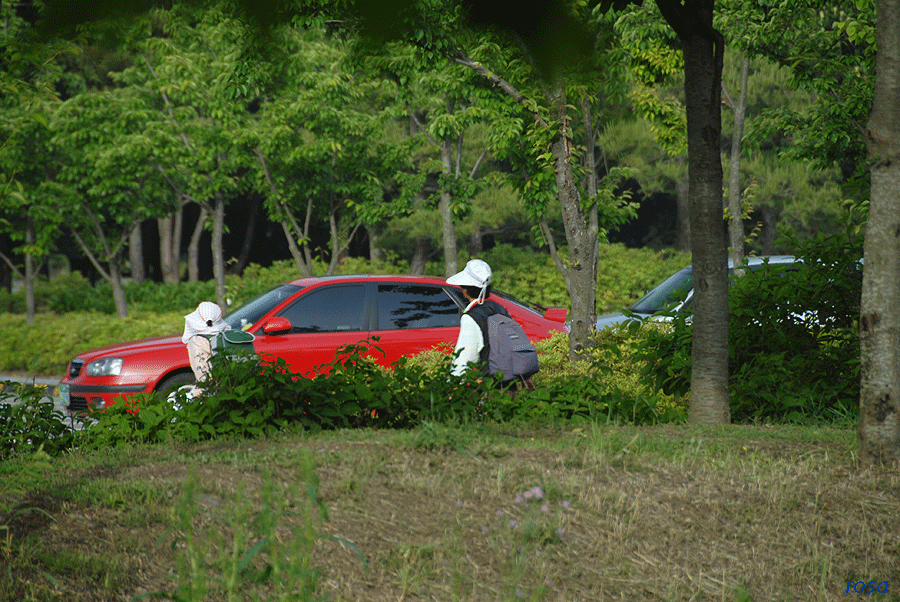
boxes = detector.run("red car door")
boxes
[252,283,373,376]
[367,283,462,364]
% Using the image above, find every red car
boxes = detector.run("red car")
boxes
[59,275,568,413]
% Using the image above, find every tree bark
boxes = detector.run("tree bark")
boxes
[409,237,428,275]
[129,221,145,284]
[24,216,36,326]
[158,212,182,284]
[657,0,730,424]
[549,84,598,358]
[859,0,900,466]
[227,197,260,276]
[188,206,207,283]
[211,192,227,310]
[440,136,459,276]
[725,54,750,274]
[675,173,690,253]
[759,204,777,255]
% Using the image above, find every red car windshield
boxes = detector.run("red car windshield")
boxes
[225,284,303,331]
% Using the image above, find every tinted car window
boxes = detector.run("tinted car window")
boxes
[630,267,693,314]
[226,284,303,330]
[377,284,460,329]
[278,285,366,332]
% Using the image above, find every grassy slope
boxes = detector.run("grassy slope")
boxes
[2,423,897,601]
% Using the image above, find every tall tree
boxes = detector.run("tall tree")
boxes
[654,0,730,423]
[248,24,410,277]
[859,0,900,465]
[49,87,176,317]
[0,1,67,324]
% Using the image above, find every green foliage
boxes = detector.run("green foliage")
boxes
[80,332,687,450]
[479,242,689,312]
[0,311,184,375]
[0,382,76,459]
[157,463,348,602]
[633,230,863,424]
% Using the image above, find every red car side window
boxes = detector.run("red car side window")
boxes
[377,284,460,330]
[277,285,367,332]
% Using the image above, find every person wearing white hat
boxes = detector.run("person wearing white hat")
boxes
[182,301,230,388]
[446,259,511,378]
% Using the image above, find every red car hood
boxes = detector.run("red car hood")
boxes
[73,334,185,361]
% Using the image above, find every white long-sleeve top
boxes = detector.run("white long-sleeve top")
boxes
[451,313,484,377]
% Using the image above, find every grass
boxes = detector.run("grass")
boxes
[1,422,898,601]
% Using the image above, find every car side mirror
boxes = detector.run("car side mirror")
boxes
[261,317,291,335]
[543,307,568,323]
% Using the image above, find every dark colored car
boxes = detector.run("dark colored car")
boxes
[59,275,569,412]
[595,256,799,329]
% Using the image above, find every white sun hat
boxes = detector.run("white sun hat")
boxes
[446,259,492,289]
[182,301,230,344]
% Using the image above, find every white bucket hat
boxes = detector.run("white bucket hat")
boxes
[447,259,492,304]
[182,301,229,344]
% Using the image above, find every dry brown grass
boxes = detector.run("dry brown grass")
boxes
[1,423,898,601]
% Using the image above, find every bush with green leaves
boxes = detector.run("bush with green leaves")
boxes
[633,230,863,424]
[0,382,77,459]
[80,332,687,449]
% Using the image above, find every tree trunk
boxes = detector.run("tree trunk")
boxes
[469,227,484,255]
[227,197,260,276]
[657,0,730,424]
[726,54,750,274]
[368,227,382,263]
[548,84,597,359]
[440,136,459,276]
[129,221,145,284]
[409,237,428,275]
[188,206,207,283]
[675,173,691,253]
[24,216,36,326]
[158,213,182,284]
[110,256,129,319]
[859,0,900,466]
[210,193,227,309]
[759,204,777,255]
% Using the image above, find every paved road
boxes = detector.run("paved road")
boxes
[1,374,65,411]
[1,374,97,431]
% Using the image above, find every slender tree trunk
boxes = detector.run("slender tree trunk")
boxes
[368,227,382,263]
[24,216,36,326]
[129,221,145,284]
[188,206,207,283]
[409,237,428,275]
[726,55,750,274]
[110,256,129,319]
[759,204,777,255]
[469,228,484,255]
[227,197,260,276]
[279,218,310,276]
[158,214,181,284]
[675,173,691,253]
[859,0,900,466]
[210,193,227,309]
[658,0,730,424]
[440,136,459,276]
[549,85,597,359]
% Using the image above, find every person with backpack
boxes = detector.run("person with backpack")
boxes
[447,259,538,393]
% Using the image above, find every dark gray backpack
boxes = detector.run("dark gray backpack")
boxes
[468,302,539,382]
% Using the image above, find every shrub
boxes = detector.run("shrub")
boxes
[0,382,77,459]
[81,333,687,448]
[632,230,862,424]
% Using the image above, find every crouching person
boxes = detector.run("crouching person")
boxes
[180,301,230,399]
